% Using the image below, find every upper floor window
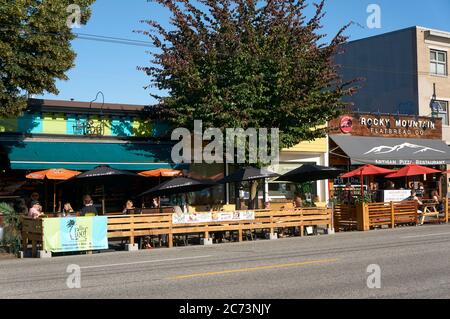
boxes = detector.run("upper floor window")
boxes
[430,49,448,76]
[433,100,449,125]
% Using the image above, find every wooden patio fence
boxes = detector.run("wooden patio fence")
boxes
[333,204,358,232]
[20,207,332,256]
[107,208,333,248]
[335,199,450,231]
[21,217,44,257]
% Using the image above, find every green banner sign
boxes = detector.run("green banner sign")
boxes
[43,216,108,252]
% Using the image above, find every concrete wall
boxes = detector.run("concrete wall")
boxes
[335,27,419,115]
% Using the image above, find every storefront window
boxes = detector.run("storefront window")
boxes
[434,100,449,125]
[268,163,317,203]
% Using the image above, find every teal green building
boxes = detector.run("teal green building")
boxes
[0,99,176,171]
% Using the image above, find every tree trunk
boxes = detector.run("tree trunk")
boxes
[249,180,259,209]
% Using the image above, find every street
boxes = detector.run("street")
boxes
[1,225,450,299]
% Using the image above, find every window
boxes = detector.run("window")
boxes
[434,100,449,125]
[267,163,318,202]
[430,49,447,76]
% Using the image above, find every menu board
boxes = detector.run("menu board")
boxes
[382,190,412,202]
[172,211,255,224]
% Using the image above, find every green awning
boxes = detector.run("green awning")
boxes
[1,140,183,171]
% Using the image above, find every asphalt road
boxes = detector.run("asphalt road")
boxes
[1,224,450,299]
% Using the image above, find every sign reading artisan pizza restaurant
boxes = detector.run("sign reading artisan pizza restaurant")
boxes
[330,113,442,140]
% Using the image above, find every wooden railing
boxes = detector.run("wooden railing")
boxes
[19,208,332,255]
[21,217,44,257]
[364,201,418,229]
[107,208,333,248]
[335,201,419,231]
[19,200,450,257]
[333,204,358,232]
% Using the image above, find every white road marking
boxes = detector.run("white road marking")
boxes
[401,232,450,239]
[80,255,212,269]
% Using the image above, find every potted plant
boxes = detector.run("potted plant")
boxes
[0,202,21,255]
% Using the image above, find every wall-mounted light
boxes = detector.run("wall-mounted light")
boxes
[430,83,439,118]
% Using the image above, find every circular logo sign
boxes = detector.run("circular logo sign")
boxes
[340,116,353,134]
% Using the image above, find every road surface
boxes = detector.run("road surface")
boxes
[1,224,450,298]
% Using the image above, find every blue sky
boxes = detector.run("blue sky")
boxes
[40,0,450,106]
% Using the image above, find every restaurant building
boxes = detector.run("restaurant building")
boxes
[335,26,450,144]
[1,98,330,209]
[329,112,450,195]
[0,98,180,211]
[0,98,177,172]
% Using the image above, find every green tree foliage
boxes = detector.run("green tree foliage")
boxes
[139,0,359,149]
[0,0,95,117]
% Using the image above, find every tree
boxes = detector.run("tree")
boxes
[0,0,95,117]
[139,0,359,150]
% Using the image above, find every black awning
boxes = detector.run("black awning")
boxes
[330,135,450,166]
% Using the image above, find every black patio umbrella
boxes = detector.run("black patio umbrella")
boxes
[218,167,279,210]
[275,164,344,183]
[62,165,144,214]
[217,166,279,184]
[138,177,217,198]
[73,165,139,179]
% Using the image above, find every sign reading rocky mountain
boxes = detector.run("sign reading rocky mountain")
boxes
[329,113,442,139]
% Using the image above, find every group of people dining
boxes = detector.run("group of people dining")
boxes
[121,198,159,214]
[27,193,98,219]
[25,191,161,219]
[406,189,444,224]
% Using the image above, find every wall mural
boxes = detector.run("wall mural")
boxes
[0,113,170,138]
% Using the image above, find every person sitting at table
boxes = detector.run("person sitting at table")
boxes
[81,195,98,216]
[152,198,160,208]
[407,191,423,205]
[26,192,40,209]
[342,183,355,204]
[406,191,425,224]
[122,200,135,214]
[28,201,43,219]
[431,190,440,202]
[59,202,74,217]
[293,193,303,208]
[431,190,444,212]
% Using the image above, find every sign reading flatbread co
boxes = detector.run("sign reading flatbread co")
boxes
[172,211,255,224]
[330,114,442,139]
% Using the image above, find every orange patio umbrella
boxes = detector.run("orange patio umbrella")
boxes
[341,164,396,196]
[138,168,183,177]
[26,169,81,212]
[26,168,81,180]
